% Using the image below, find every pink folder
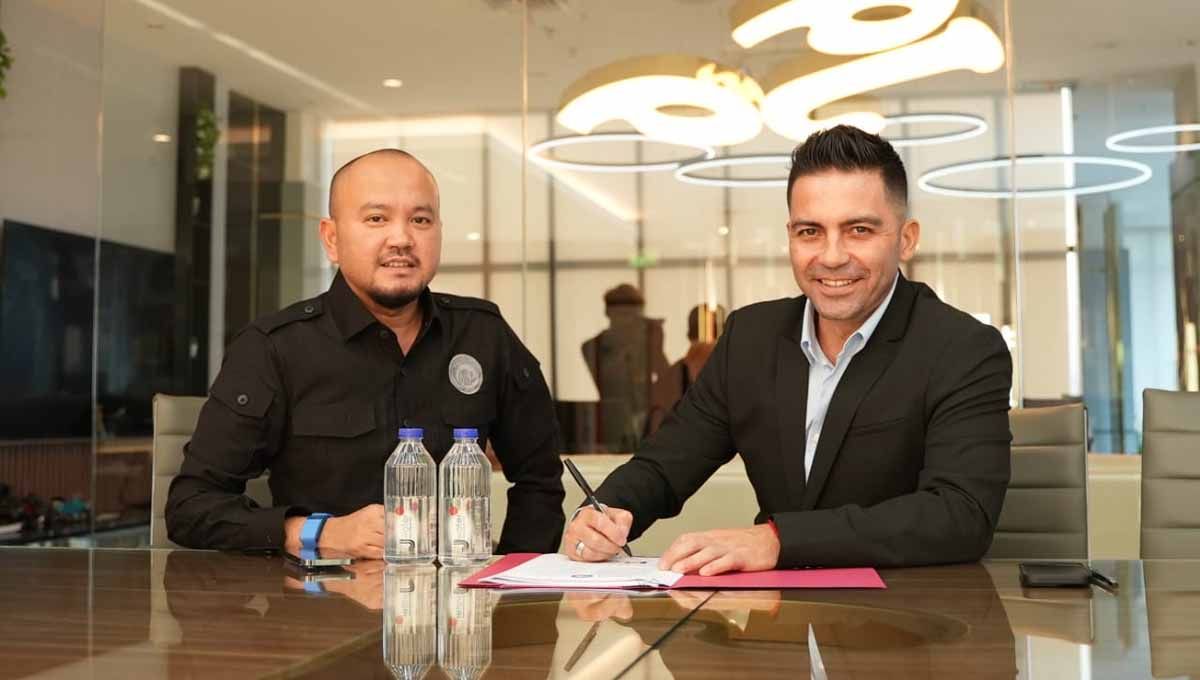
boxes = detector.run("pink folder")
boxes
[458,553,886,590]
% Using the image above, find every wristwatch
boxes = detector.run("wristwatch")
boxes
[300,512,332,550]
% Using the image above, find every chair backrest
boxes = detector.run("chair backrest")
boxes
[151,394,272,547]
[987,403,1089,559]
[1141,388,1200,559]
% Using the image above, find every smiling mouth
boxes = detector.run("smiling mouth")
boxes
[817,278,859,288]
[380,259,417,270]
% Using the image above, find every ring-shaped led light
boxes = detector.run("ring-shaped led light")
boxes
[1105,123,1200,153]
[917,154,1152,199]
[880,112,989,147]
[528,133,716,173]
[674,154,792,188]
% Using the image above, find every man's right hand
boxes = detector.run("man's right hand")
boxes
[284,505,385,559]
[562,506,633,562]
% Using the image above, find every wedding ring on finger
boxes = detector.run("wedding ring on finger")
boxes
[575,539,586,557]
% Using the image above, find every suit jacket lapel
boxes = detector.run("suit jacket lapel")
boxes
[798,275,918,510]
[777,304,810,508]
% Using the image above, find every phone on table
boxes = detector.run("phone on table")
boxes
[1019,561,1118,592]
[284,547,354,570]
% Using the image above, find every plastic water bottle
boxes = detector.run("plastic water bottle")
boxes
[385,428,436,564]
[383,564,436,680]
[437,428,491,565]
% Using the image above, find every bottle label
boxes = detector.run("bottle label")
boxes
[446,496,476,554]
[391,497,419,555]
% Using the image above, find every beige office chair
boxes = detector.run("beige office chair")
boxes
[1141,388,1200,559]
[987,403,1089,559]
[150,394,272,548]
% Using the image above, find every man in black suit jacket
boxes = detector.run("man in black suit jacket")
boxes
[563,125,1012,573]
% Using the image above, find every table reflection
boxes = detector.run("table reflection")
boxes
[1145,561,1200,679]
[623,563,1017,679]
[4,549,1197,679]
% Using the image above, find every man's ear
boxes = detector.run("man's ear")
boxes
[319,218,339,265]
[899,218,920,262]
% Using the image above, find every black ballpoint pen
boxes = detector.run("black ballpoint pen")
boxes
[564,458,634,557]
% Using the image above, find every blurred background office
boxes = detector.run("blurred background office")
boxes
[0,0,1196,551]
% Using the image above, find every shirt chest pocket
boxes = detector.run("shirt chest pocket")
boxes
[291,403,380,461]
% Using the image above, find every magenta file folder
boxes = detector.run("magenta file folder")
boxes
[458,553,886,590]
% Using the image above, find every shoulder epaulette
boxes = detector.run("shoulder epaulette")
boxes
[433,292,501,318]
[253,296,324,334]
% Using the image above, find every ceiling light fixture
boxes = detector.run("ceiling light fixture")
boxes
[152,133,172,143]
[759,16,1004,141]
[382,78,404,89]
[556,55,764,147]
[529,132,716,173]
[1105,123,1200,153]
[674,154,791,188]
[880,112,988,147]
[731,0,959,53]
[917,154,1153,199]
[466,232,482,241]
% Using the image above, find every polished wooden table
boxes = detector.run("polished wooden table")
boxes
[0,549,1195,679]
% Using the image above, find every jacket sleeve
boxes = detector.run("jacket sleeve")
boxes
[165,327,296,551]
[490,327,567,553]
[593,312,740,541]
[771,322,1013,568]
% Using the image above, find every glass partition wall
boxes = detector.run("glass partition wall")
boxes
[0,0,1195,544]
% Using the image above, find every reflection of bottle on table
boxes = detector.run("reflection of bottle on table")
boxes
[438,566,494,680]
[384,564,437,680]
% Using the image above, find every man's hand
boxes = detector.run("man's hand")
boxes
[561,506,633,562]
[284,505,386,559]
[659,524,780,576]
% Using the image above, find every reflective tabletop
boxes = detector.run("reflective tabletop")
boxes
[0,548,1196,679]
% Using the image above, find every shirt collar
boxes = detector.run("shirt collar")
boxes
[801,271,900,367]
[326,270,441,341]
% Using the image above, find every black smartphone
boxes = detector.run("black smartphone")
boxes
[284,547,354,570]
[1019,562,1092,588]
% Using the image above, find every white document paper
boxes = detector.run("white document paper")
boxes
[479,553,684,589]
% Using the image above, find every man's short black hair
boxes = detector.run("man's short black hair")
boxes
[786,125,908,213]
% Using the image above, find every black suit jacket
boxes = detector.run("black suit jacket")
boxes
[594,274,1013,568]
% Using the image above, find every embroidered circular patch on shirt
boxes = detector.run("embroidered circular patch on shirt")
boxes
[448,354,484,395]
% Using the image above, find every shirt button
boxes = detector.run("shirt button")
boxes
[236,394,249,406]
[303,304,314,314]
[379,328,391,338]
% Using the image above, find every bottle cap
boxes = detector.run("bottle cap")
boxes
[452,428,479,439]
[397,427,424,439]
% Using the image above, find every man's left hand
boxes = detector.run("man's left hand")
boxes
[658,524,780,576]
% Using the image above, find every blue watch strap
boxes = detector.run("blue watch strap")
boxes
[300,513,332,549]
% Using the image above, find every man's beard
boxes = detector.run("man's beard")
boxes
[367,283,424,310]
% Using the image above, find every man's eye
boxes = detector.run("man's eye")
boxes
[413,216,430,225]
[852,226,871,234]
[366,215,385,223]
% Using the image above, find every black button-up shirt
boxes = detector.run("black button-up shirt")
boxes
[166,271,566,553]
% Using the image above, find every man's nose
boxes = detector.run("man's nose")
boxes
[817,233,850,268]
[384,222,415,250]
